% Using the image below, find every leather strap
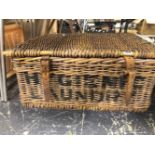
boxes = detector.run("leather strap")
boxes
[124,56,135,105]
[41,56,50,102]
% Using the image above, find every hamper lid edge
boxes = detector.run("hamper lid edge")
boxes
[12,33,155,59]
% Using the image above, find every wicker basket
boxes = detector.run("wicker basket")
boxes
[7,33,155,111]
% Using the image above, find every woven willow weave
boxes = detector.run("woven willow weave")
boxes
[11,33,155,111]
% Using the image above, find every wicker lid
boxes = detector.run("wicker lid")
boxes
[12,33,155,58]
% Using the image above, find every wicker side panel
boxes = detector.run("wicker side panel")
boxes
[14,60,44,104]
[13,57,155,111]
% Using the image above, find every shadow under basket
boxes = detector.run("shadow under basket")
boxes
[9,33,155,112]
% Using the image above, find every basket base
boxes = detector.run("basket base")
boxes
[21,100,150,112]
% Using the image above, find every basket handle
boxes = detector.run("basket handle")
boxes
[124,56,135,106]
